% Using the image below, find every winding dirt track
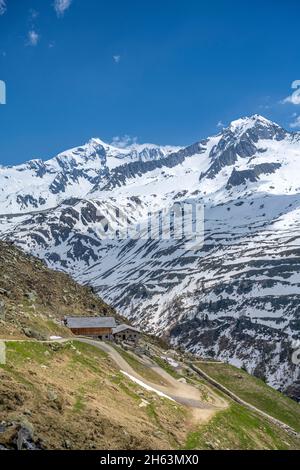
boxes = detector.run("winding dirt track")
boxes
[4,337,299,435]
[1,336,226,423]
[77,338,227,422]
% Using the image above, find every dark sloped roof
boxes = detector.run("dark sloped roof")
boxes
[66,316,116,329]
[112,324,140,335]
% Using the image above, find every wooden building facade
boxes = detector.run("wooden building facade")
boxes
[64,316,116,340]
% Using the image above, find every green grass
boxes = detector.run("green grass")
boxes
[3,340,108,376]
[0,363,41,392]
[18,308,69,339]
[73,390,86,413]
[113,346,167,385]
[3,341,55,365]
[195,362,300,432]
[118,381,141,401]
[66,340,109,374]
[152,356,182,379]
[72,341,108,359]
[45,319,70,336]
[109,371,149,401]
[184,403,300,450]
[146,402,159,422]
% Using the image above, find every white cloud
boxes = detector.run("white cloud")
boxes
[29,9,39,20]
[113,55,121,63]
[259,104,270,110]
[290,115,300,129]
[0,0,6,15]
[282,80,300,105]
[54,0,73,17]
[283,95,300,105]
[217,121,225,128]
[111,135,138,148]
[27,30,39,47]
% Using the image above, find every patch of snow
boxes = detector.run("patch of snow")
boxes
[120,371,176,402]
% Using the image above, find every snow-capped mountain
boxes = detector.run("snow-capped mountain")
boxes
[0,139,180,214]
[1,114,300,398]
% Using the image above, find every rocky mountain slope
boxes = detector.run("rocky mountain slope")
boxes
[0,240,115,340]
[0,340,193,450]
[1,114,300,398]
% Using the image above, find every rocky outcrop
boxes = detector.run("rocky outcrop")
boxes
[226,163,281,188]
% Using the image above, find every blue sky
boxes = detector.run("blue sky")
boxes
[0,0,300,165]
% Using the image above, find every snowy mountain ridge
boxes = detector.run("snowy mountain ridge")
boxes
[0,138,180,214]
[1,114,300,398]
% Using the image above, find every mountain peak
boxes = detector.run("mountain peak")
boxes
[228,114,279,134]
[221,114,286,143]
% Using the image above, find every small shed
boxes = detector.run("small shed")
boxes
[65,316,116,340]
[112,324,141,343]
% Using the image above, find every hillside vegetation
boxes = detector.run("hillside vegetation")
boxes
[0,241,116,339]
[185,402,300,450]
[195,362,300,433]
[0,340,190,450]
[1,340,299,450]
[0,240,299,450]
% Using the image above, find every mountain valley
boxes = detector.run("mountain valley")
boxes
[1,114,300,399]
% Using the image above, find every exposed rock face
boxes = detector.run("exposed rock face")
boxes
[0,420,42,451]
[0,240,116,339]
[98,142,205,191]
[200,115,286,181]
[0,139,179,214]
[226,163,281,188]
